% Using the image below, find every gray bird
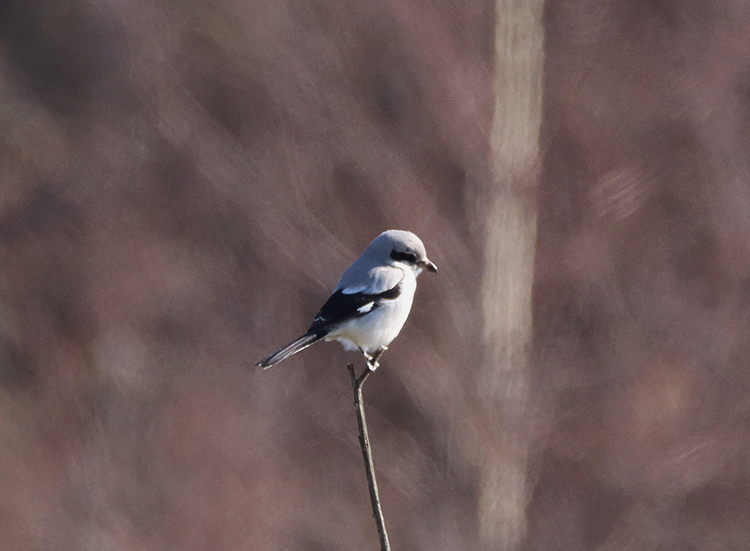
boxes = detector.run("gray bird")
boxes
[257,230,437,370]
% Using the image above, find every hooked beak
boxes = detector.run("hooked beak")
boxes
[420,259,438,273]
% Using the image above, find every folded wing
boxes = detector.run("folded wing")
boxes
[309,271,403,333]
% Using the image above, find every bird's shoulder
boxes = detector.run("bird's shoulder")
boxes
[337,264,405,295]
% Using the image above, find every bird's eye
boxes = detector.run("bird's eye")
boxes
[391,251,418,264]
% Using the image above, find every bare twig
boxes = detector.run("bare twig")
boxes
[347,363,391,551]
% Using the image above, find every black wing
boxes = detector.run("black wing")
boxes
[307,282,402,334]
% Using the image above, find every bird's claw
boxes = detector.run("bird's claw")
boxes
[364,346,387,371]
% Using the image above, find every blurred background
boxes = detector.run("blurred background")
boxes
[1,0,750,549]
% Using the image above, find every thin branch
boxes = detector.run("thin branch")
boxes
[347,363,391,551]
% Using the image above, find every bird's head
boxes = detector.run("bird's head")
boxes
[367,230,437,275]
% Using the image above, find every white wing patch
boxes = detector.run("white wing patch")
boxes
[356,302,375,314]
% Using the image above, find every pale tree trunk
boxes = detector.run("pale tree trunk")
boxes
[477,1,544,549]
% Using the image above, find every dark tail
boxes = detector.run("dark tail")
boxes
[256,332,325,369]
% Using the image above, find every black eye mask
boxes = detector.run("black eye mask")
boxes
[390,251,418,264]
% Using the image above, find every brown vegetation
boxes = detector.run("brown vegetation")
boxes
[1,0,749,549]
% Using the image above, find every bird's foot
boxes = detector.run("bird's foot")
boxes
[362,352,378,371]
[365,346,387,371]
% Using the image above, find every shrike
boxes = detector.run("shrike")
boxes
[257,230,437,370]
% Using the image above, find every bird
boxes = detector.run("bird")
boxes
[256,230,437,370]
